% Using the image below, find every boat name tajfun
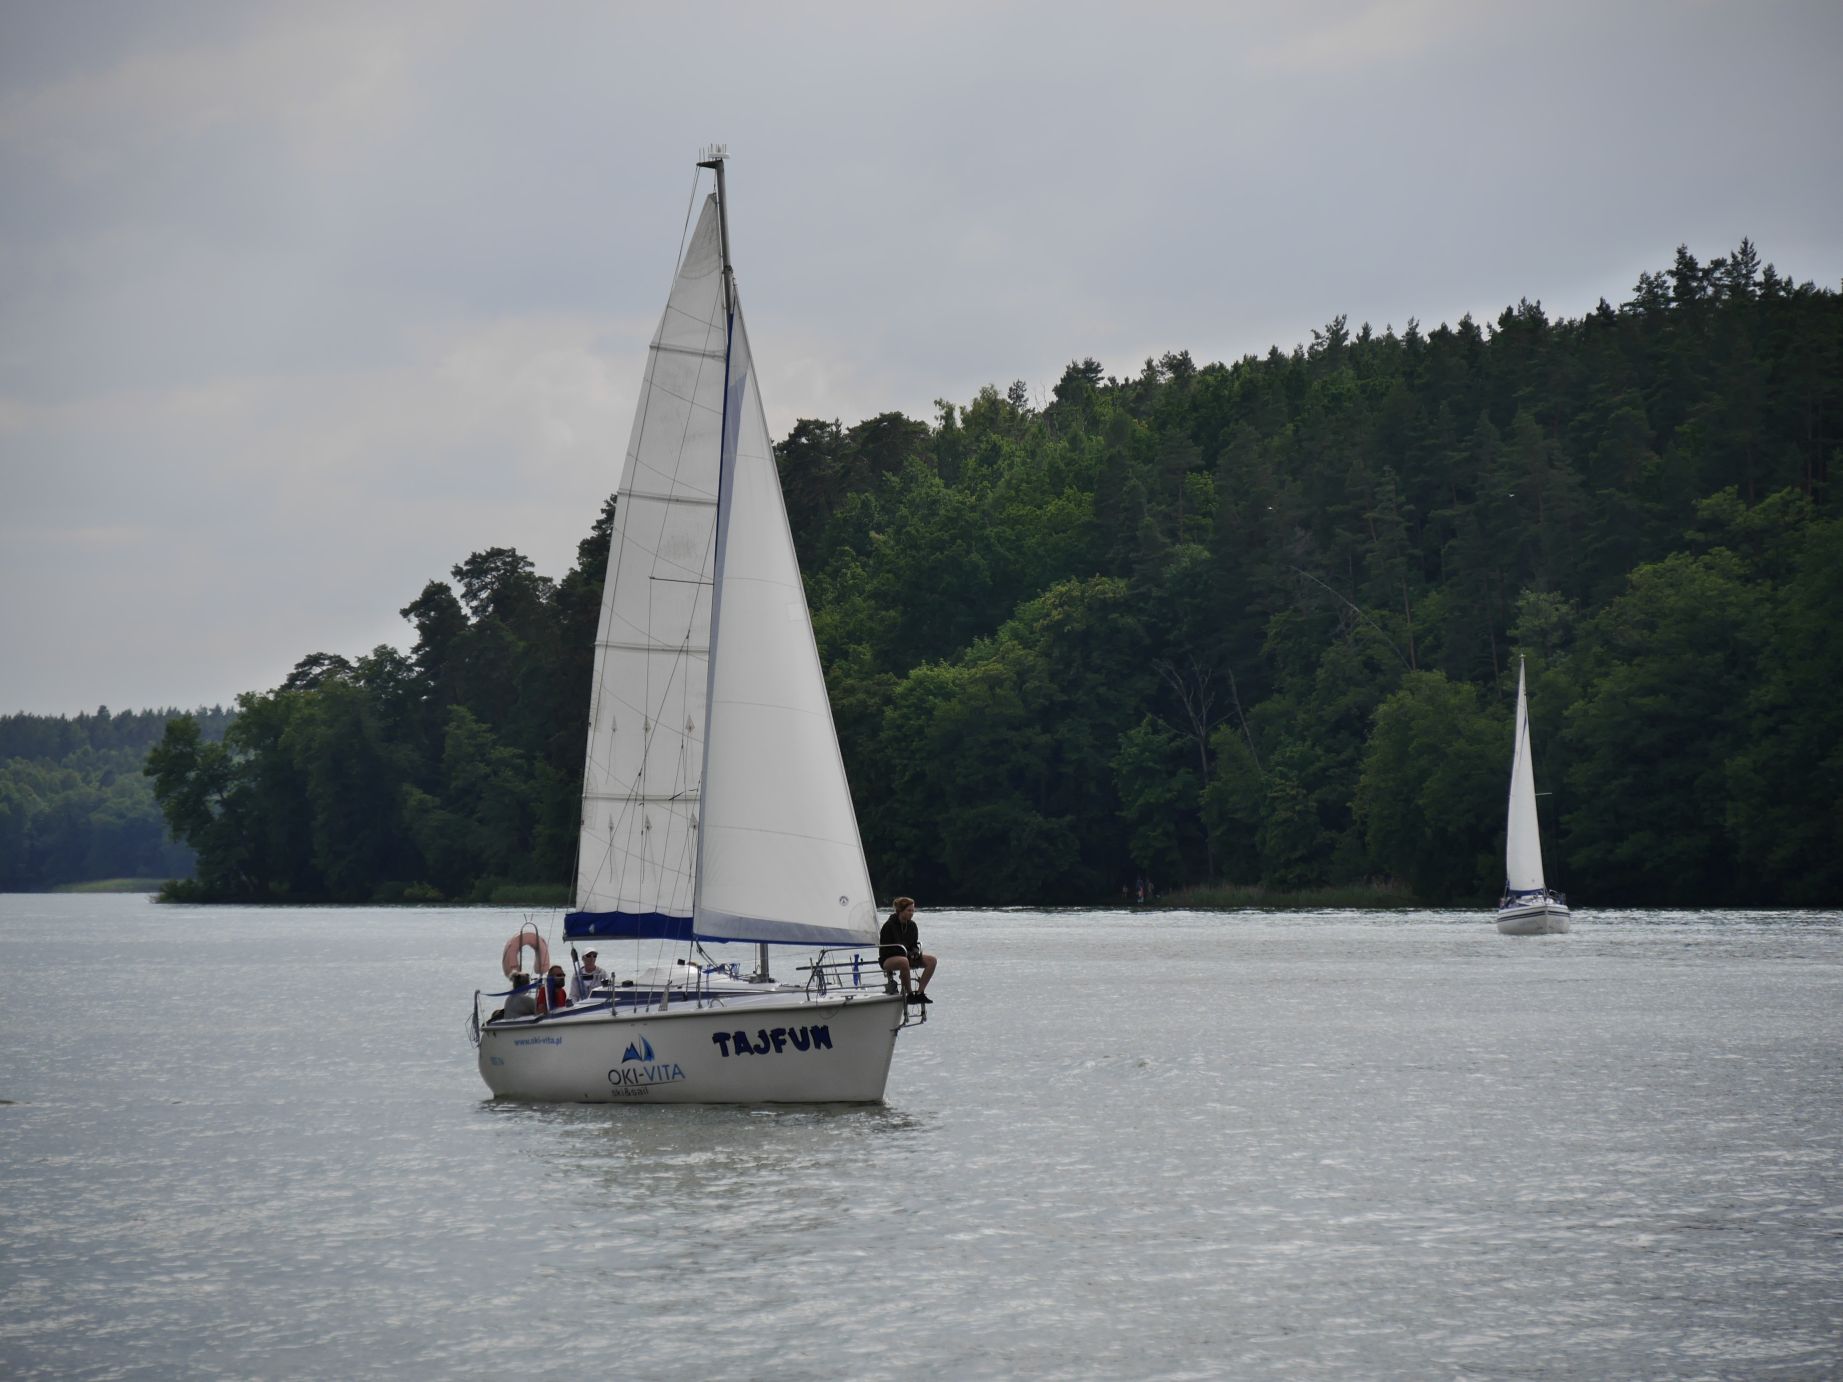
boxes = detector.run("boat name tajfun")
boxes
[712,1024,835,1058]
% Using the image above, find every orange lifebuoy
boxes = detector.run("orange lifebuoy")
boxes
[501,926,550,979]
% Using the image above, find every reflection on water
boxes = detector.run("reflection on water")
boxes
[515,1101,932,1202]
[0,897,1838,1379]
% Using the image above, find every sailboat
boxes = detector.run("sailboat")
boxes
[472,150,911,1101]
[1496,655,1571,935]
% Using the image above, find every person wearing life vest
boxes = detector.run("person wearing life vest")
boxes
[537,964,571,1014]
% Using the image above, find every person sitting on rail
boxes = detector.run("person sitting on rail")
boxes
[878,896,937,1006]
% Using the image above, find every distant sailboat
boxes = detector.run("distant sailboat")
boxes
[1496,655,1571,935]
[470,150,912,1100]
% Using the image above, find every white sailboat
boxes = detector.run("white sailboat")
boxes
[472,150,910,1101]
[1496,655,1571,935]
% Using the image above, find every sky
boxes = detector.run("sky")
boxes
[3,0,1840,716]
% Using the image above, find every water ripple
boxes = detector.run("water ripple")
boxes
[0,900,1838,1378]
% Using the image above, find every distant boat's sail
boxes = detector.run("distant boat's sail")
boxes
[568,191,875,948]
[1504,657,1546,896]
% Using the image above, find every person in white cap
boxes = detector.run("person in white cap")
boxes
[572,949,610,1001]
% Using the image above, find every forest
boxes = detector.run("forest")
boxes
[137,239,1841,908]
[0,707,228,889]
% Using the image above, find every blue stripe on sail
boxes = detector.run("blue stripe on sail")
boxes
[564,909,695,942]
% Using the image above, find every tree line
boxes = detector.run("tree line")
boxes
[0,707,229,889]
[143,239,1842,907]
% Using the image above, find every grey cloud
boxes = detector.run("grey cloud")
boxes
[2,0,1841,713]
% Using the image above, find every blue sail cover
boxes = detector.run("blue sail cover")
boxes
[564,908,865,947]
[564,909,695,942]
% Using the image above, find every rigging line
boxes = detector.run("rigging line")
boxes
[591,193,725,918]
[590,715,698,928]
[586,650,703,908]
[579,671,682,903]
[662,730,699,920]
[634,283,724,656]
[674,164,704,281]
[651,341,728,362]
[592,163,700,667]
[586,714,698,930]
[592,688,695,813]
[609,170,718,684]
[714,821,860,848]
[655,301,728,521]
[625,490,719,508]
[575,217,700,908]
[633,374,725,417]
[610,347,720,899]
[582,629,702,876]
[631,307,726,847]
[588,798,692,873]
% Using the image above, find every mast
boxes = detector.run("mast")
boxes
[698,146,735,316]
[690,146,772,981]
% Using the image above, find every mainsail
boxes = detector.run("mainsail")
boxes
[1504,656,1546,896]
[568,187,876,949]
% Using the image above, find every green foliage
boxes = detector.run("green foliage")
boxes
[1355,672,1504,901]
[0,706,225,890]
[147,523,612,903]
[1723,511,1843,902]
[1201,728,1265,886]
[138,237,1843,907]
[1255,747,1331,889]
[1113,717,1204,888]
[868,576,1151,903]
[1561,546,1767,903]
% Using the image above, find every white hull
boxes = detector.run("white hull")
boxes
[1496,903,1571,935]
[478,991,905,1103]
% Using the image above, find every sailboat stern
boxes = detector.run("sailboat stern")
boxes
[1495,894,1572,935]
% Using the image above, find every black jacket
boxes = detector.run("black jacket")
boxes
[879,915,920,963]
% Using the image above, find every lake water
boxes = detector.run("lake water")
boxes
[1,895,1839,1379]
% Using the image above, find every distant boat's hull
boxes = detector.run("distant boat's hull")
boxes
[1496,902,1571,935]
[478,991,905,1103]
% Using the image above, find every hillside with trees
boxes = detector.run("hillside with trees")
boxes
[145,240,1843,906]
[0,707,230,889]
